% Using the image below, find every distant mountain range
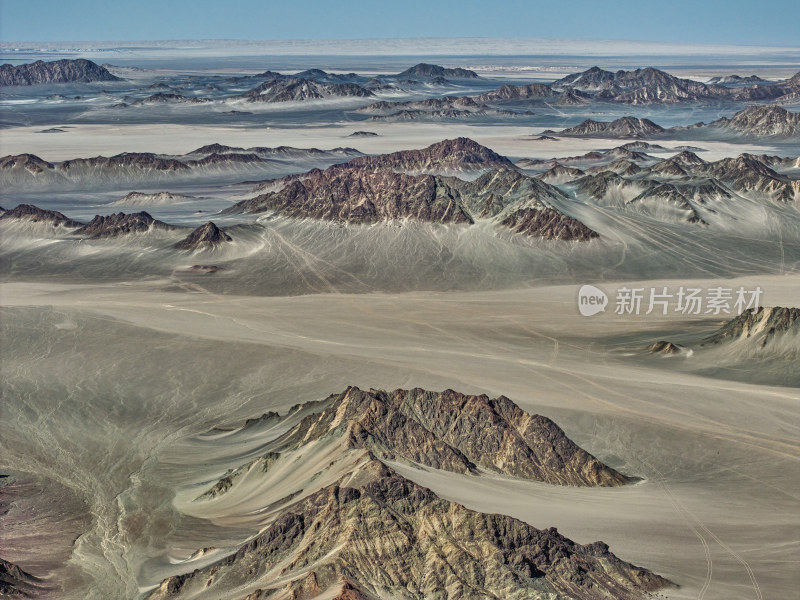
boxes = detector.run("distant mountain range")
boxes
[0,145,363,190]
[0,59,120,86]
[548,105,800,140]
[3,135,798,238]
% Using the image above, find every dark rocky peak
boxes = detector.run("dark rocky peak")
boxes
[478,82,553,101]
[240,77,374,102]
[502,206,600,241]
[703,307,800,348]
[342,137,515,173]
[647,340,686,355]
[0,203,83,227]
[555,88,591,105]
[619,141,668,151]
[131,93,211,105]
[603,146,651,161]
[722,105,800,137]
[154,455,669,600]
[668,150,706,166]
[186,152,264,167]
[395,63,479,79]
[188,143,246,156]
[552,66,617,89]
[557,117,665,138]
[281,386,626,486]
[708,74,769,85]
[704,154,785,180]
[149,386,669,600]
[785,70,800,86]
[174,222,232,250]
[227,167,474,224]
[0,556,41,597]
[0,59,121,86]
[74,211,175,239]
[58,152,189,172]
[0,153,54,173]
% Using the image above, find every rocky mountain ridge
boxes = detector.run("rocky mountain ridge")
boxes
[147,387,668,600]
[0,59,121,86]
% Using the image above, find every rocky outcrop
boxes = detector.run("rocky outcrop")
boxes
[74,211,175,239]
[0,59,121,86]
[174,222,232,250]
[646,341,686,356]
[0,203,83,228]
[0,557,41,597]
[502,207,600,240]
[148,387,668,600]
[703,307,800,349]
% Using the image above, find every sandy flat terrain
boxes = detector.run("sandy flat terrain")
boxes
[1,275,798,599]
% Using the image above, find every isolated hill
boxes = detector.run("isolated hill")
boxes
[340,137,516,174]
[548,117,665,138]
[131,93,212,105]
[477,82,553,101]
[0,203,83,228]
[148,387,668,600]
[708,74,770,85]
[110,191,198,207]
[357,95,485,115]
[228,168,474,224]
[703,307,800,348]
[239,77,374,102]
[174,222,232,250]
[0,59,121,86]
[708,105,800,138]
[395,63,479,79]
[552,66,726,104]
[74,211,176,239]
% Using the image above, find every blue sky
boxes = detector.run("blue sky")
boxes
[2,0,798,47]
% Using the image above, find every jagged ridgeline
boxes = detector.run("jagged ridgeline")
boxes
[149,387,670,600]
